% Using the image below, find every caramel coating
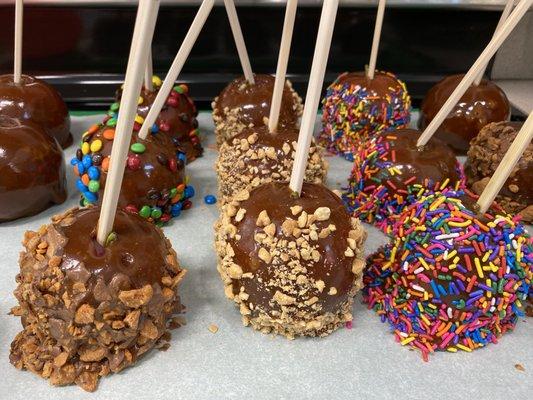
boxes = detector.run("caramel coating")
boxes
[0,116,66,222]
[212,74,303,147]
[216,124,328,203]
[0,74,72,148]
[10,207,186,392]
[465,121,532,222]
[419,74,510,154]
[215,182,366,338]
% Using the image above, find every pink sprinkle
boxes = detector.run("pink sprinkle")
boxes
[345,321,353,329]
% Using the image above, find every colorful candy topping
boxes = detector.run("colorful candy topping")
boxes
[363,189,532,360]
[319,71,411,161]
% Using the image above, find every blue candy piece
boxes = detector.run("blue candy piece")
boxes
[171,203,183,217]
[76,179,88,193]
[76,161,85,175]
[178,152,187,163]
[184,186,195,198]
[204,195,217,205]
[151,123,159,133]
[82,154,93,169]
[82,191,98,203]
[87,166,100,180]
[70,157,78,166]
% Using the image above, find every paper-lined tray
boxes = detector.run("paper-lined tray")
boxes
[0,112,530,400]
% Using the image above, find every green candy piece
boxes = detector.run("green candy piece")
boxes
[139,205,151,218]
[169,188,178,198]
[88,180,100,193]
[130,143,146,154]
[110,102,120,111]
[106,118,117,127]
[105,232,117,246]
[173,85,184,94]
[82,198,90,207]
[151,208,162,219]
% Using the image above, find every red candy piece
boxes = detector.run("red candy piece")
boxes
[168,158,177,172]
[127,154,141,170]
[167,97,179,107]
[160,214,171,222]
[183,199,192,210]
[159,122,170,132]
[124,204,138,214]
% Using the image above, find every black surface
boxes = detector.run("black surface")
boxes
[0,4,503,110]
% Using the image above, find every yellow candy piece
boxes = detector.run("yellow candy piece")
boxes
[90,139,103,153]
[135,115,144,124]
[81,142,90,155]
[152,75,162,87]
[138,96,144,105]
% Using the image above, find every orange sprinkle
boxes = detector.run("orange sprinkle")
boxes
[103,129,115,140]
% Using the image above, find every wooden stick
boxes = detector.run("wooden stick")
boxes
[145,48,154,91]
[13,0,23,84]
[138,0,214,140]
[367,0,386,80]
[473,0,515,86]
[289,0,338,195]
[97,0,160,245]
[224,0,254,84]
[268,0,298,133]
[476,111,533,213]
[417,0,532,148]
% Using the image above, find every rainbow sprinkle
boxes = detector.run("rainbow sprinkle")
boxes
[363,188,532,360]
[319,70,411,160]
[343,132,465,233]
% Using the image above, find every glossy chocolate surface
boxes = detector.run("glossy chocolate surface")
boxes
[419,74,510,154]
[214,74,300,129]
[60,207,168,295]
[0,74,72,148]
[373,128,461,190]
[116,85,202,162]
[0,116,66,222]
[229,182,355,314]
[336,70,405,94]
[90,127,185,210]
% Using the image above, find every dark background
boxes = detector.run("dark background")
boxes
[0,3,504,110]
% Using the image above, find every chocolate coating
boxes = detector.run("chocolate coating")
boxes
[72,121,192,224]
[419,74,510,154]
[344,128,464,231]
[216,124,327,203]
[465,121,532,222]
[10,207,185,391]
[215,182,366,338]
[61,207,172,300]
[0,116,66,222]
[115,81,202,162]
[212,74,303,146]
[0,74,72,148]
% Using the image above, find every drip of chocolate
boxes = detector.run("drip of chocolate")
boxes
[0,74,72,148]
[0,116,66,222]
[419,74,510,154]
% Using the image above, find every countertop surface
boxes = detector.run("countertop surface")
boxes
[0,112,531,400]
